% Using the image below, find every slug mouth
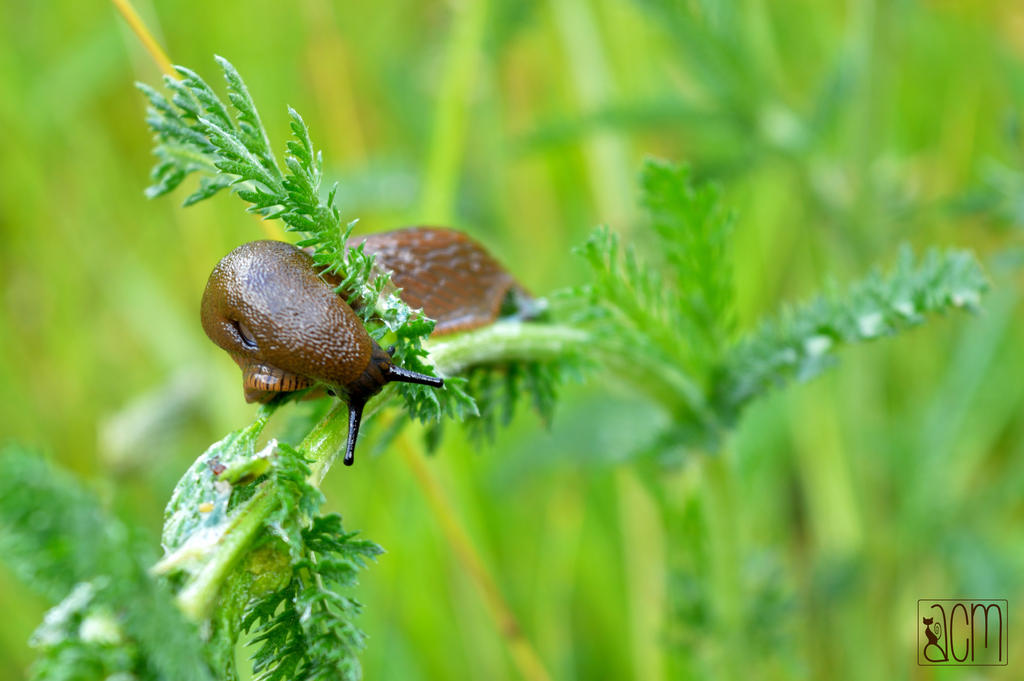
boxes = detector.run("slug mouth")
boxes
[238,360,314,403]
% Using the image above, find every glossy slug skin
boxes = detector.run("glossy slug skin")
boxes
[351,227,526,335]
[201,240,374,403]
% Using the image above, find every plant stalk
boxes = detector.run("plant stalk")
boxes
[702,451,741,681]
[175,486,277,621]
[425,321,589,375]
[398,434,553,681]
[111,0,175,78]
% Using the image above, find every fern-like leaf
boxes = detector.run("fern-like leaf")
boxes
[714,246,989,420]
[242,515,382,681]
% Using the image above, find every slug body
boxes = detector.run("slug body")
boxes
[353,228,525,334]
[201,227,527,466]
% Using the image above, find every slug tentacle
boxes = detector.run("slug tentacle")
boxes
[344,400,365,467]
[384,364,445,388]
[338,345,446,466]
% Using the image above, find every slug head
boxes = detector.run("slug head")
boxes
[200,239,444,465]
[200,240,373,400]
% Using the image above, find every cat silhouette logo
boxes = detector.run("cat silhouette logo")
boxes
[918,599,1007,666]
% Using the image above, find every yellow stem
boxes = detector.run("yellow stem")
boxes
[110,0,176,78]
[112,0,288,241]
[398,434,552,681]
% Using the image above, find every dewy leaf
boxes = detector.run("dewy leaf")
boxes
[174,66,236,133]
[161,404,276,559]
[715,246,990,420]
[215,54,276,171]
[155,408,377,678]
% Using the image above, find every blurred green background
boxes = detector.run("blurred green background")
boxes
[2,0,1023,679]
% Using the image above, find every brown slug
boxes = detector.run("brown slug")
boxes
[200,227,528,466]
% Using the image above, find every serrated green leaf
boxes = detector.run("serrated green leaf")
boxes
[184,175,235,206]
[242,514,380,681]
[714,246,989,421]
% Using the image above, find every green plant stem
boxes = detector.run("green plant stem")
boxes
[173,320,583,621]
[175,485,277,621]
[307,392,393,485]
[419,0,489,222]
[615,469,666,681]
[424,321,589,375]
[702,452,740,681]
[305,401,360,485]
[174,398,373,620]
[599,342,718,435]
